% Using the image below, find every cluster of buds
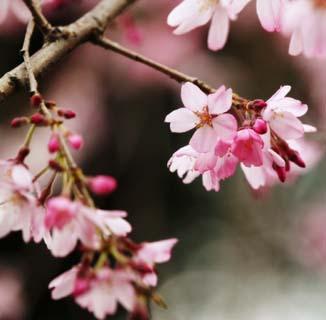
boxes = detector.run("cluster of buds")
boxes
[3,93,177,319]
[166,82,316,191]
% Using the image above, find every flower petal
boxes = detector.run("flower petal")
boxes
[165,108,198,133]
[181,82,207,112]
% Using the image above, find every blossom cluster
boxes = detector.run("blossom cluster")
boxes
[167,0,326,58]
[166,82,317,191]
[4,93,177,319]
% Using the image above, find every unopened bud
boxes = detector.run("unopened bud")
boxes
[250,99,267,111]
[48,160,64,172]
[48,134,60,153]
[273,163,286,183]
[30,113,48,126]
[288,150,306,168]
[30,93,42,107]
[57,108,76,119]
[11,117,28,128]
[67,133,84,150]
[88,175,117,196]
[252,118,268,134]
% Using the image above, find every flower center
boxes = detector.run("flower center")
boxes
[195,106,213,127]
[200,0,218,12]
[314,0,326,8]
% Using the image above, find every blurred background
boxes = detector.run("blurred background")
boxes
[0,0,325,319]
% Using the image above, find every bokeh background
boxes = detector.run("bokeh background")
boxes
[0,0,325,319]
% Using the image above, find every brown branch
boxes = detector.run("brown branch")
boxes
[21,19,38,94]
[0,0,137,103]
[93,36,248,104]
[22,0,53,36]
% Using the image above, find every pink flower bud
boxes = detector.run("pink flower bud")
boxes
[45,196,76,230]
[253,118,268,134]
[11,117,28,128]
[89,175,117,195]
[288,149,306,168]
[67,134,84,150]
[273,163,286,182]
[30,93,42,107]
[57,109,76,119]
[30,113,48,126]
[48,134,60,153]
[251,99,267,110]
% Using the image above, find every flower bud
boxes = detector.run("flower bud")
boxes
[251,99,267,110]
[88,175,117,195]
[273,163,286,182]
[11,117,28,128]
[253,118,268,134]
[288,149,306,168]
[67,134,84,150]
[48,134,60,153]
[57,109,76,119]
[48,159,64,172]
[30,93,42,107]
[30,113,48,126]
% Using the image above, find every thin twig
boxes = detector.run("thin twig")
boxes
[22,0,53,36]
[0,0,137,103]
[21,19,38,94]
[93,36,248,105]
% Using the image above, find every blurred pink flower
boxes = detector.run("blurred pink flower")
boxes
[167,0,250,51]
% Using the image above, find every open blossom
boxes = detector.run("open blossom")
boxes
[0,161,44,242]
[44,197,131,257]
[49,266,136,320]
[262,86,308,140]
[167,0,250,51]
[165,82,237,152]
[282,0,326,58]
[166,83,318,191]
[49,238,177,319]
[133,238,178,286]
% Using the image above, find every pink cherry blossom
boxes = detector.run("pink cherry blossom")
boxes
[282,0,326,58]
[49,266,136,320]
[0,161,45,242]
[231,128,264,167]
[67,133,84,150]
[44,199,131,257]
[133,238,178,287]
[165,82,237,152]
[167,0,250,51]
[262,86,307,140]
[256,0,285,32]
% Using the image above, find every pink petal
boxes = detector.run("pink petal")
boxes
[256,0,282,32]
[241,164,266,190]
[212,113,237,140]
[270,111,304,140]
[207,86,232,114]
[190,126,218,153]
[165,108,198,133]
[194,151,217,173]
[208,6,230,51]
[181,82,207,112]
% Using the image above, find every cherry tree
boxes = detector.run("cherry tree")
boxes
[0,0,323,319]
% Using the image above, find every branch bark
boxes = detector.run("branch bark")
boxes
[0,0,136,103]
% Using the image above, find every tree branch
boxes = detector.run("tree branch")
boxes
[0,0,137,103]
[21,19,38,94]
[93,36,248,105]
[22,0,53,36]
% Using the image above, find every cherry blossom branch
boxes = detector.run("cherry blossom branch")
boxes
[93,36,248,105]
[0,0,137,103]
[22,0,53,36]
[21,19,38,94]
